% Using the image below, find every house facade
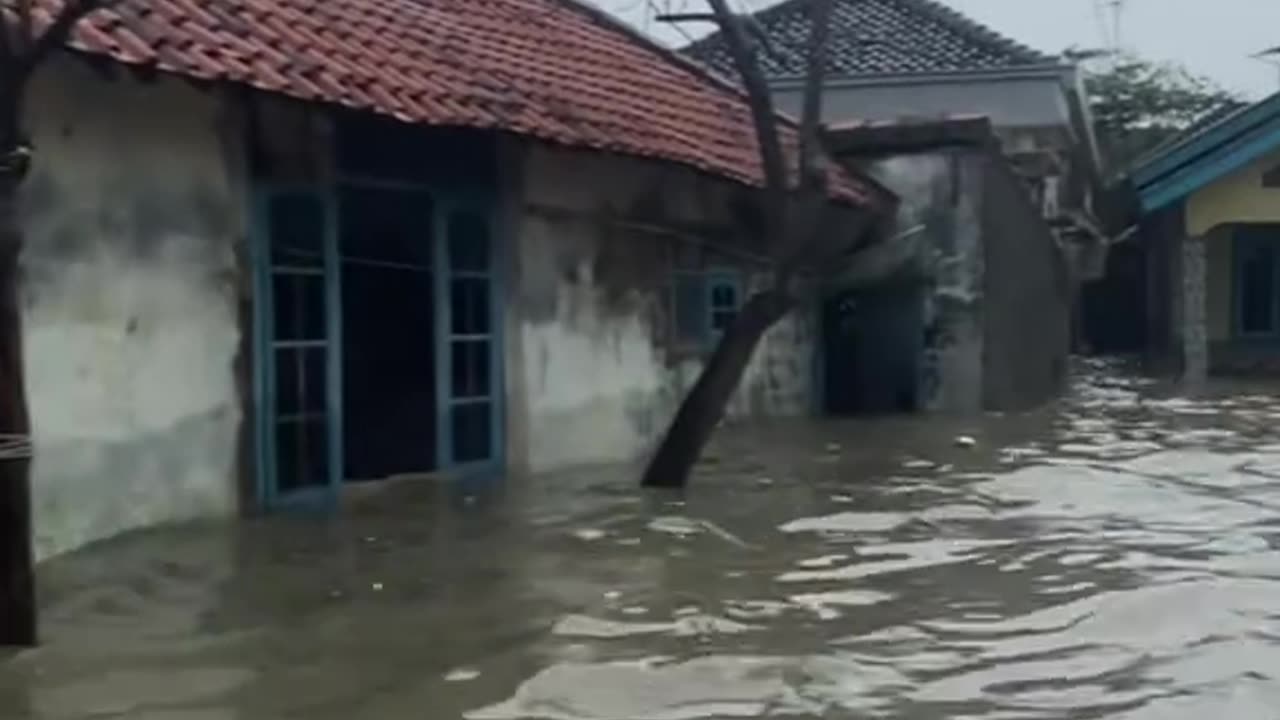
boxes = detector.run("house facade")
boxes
[14,0,885,559]
[1130,92,1280,378]
[821,117,1071,414]
[685,0,1104,239]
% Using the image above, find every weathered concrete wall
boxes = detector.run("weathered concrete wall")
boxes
[979,152,1071,410]
[506,145,816,473]
[841,144,1068,413]
[19,59,245,559]
[856,152,985,414]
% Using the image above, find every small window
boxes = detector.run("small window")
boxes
[708,274,741,335]
[671,270,742,348]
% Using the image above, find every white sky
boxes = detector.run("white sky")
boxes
[587,0,1280,99]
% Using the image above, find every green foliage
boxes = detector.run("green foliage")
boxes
[1084,53,1241,173]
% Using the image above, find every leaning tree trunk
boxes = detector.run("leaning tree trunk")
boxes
[641,289,793,488]
[0,88,37,646]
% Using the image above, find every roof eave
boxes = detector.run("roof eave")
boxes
[1136,113,1280,213]
[1132,91,1280,188]
[765,63,1076,90]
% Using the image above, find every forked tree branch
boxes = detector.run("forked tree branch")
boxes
[797,0,833,191]
[20,0,114,76]
[705,0,788,217]
[1,0,115,80]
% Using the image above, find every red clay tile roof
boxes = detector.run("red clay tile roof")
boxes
[37,0,880,206]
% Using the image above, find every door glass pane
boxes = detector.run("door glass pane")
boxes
[1241,244,1276,334]
[273,272,326,341]
[270,194,325,267]
[275,347,327,418]
[448,211,490,272]
[276,418,330,492]
[451,402,492,463]
[450,277,491,335]
[275,417,330,489]
[451,340,491,399]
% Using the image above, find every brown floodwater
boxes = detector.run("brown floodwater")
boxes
[3,359,1280,719]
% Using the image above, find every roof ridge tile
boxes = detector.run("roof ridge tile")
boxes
[44,0,881,207]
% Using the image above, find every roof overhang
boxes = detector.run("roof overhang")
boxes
[825,116,997,155]
[766,63,1077,91]
[1133,93,1280,213]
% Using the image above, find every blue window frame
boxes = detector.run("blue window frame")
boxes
[672,269,742,347]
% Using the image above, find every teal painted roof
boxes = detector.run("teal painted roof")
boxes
[1132,92,1280,212]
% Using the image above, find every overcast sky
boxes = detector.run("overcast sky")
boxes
[589,0,1280,99]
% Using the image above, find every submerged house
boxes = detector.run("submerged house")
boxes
[822,117,1071,414]
[1130,92,1280,378]
[687,0,1088,413]
[15,0,888,559]
[685,0,1104,244]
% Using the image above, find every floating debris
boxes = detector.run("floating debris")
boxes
[444,667,481,682]
[955,435,978,449]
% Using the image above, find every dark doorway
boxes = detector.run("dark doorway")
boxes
[1081,240,1147,353]
[340,185,438,482]
[822,284,924,415]
[1235,226,1280,338]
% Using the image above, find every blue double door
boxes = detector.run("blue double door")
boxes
[253,185,501,508]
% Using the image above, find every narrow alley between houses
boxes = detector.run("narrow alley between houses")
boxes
[3,360,1279,719]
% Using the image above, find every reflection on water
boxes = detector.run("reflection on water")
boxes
[4,359,1280,718]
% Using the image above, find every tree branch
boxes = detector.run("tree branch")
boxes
[705,0,787,212]
[0,11,11,63]
[17,0,35,55]
[797,0,833,189]
[17,0,114,79]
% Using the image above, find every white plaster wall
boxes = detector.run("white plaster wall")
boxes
[19,59,245,559]
[510,146,815,473]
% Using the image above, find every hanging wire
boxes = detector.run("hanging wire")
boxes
[652,0,699,46]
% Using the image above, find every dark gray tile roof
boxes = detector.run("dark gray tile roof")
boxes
[684,0,1055,79]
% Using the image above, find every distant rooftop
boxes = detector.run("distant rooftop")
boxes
[684,0,1057,80]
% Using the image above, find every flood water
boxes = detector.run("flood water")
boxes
[4,360,1280,718]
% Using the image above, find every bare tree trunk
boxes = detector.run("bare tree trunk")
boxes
[641,290,793,488]
[0,0,121,648]
[0,158,35,649]
[640,0,838,489]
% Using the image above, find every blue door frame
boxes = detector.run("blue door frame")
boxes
[252,181,503,510]
[436,199,504,474]
[251,186,344,510]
